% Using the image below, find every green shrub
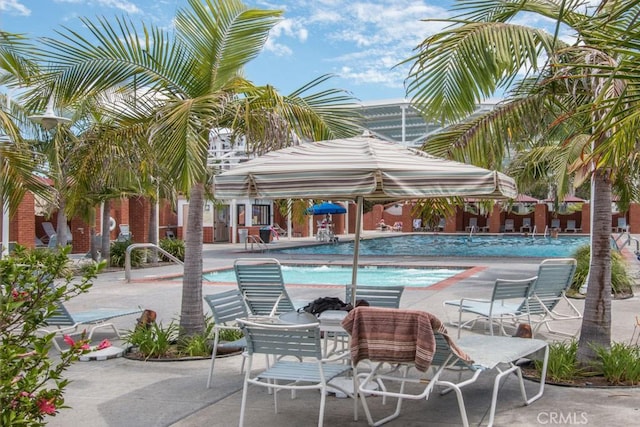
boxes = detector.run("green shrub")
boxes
[593,342,640,385]
[159,238,185,262]
[535,340,586,383]
[570,245,634,295]
[109,239,144,268]
[0,246,104,425]
[124,316,243,359]
[124,321,180,360]
[177,316,216,357]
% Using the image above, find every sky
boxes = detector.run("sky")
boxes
[0,0,460,102]
[0,0,580,103]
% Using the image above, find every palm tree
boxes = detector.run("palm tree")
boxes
[404,0,640,363]
[35,0,359,335]
[1,32,53,215]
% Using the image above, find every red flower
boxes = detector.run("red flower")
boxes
[63,335,75,347]
[96,339,112,350]
[37,398,57,415]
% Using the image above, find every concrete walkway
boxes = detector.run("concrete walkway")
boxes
[47,235,640,426]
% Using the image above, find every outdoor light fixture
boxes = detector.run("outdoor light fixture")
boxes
[28,97,71,130]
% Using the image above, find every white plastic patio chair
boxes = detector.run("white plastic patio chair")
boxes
[345,285,404,308]
[520,217,532,233]
[237,318,355,427]
[204,289,249,388]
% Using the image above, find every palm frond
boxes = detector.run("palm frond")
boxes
[405,21,560,123]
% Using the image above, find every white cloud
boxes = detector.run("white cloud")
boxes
[54,0,142,14]
[261,1,451,89]
[0,0,31,16]
[264,17,308,56]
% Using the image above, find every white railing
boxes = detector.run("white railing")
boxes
[125,243,183,283]
[247,235,269,252]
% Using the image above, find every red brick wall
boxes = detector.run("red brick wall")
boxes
[11,192,36,249]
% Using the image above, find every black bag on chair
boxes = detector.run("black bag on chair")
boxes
[300,297,350,316]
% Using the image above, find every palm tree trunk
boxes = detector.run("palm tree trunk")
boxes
[577,168,612,364]
[148,199,158,264]
[180,182,205,336]
[102,199,111,265]
[56,197,68,247]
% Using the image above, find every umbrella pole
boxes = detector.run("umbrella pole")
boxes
[350,196,363,303]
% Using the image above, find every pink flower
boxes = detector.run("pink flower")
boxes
[63,335,75,347]
[96,339,112,350]
[63,335,90,351]
[37,398,57,415]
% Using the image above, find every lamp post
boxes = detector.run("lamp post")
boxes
[29,97,72,247]
[0,134,10,258]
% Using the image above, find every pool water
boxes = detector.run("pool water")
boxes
[275,234,590,258]
[202,264,465,288]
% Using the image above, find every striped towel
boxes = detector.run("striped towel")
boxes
[341,306,472,372]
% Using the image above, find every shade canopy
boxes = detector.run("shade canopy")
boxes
[214,136,517,201]
[305,202,347,215]
[543,195,586,203]
[515,194,539,203]
[214,135,517,296]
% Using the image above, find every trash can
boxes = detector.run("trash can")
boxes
[259,227,272,243]
[238,228,248,244]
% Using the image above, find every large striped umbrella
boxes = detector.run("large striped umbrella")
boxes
[214,135,517,296]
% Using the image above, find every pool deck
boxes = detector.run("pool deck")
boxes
[46,233,640,427]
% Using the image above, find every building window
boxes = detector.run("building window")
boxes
[237,204,245,226]
[252,204,270,226]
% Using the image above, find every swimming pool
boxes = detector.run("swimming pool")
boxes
[202,264,465,288]
[275,234,590,258]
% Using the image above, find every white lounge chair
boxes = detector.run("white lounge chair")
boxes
[526,258,581,336]
[614,217,629,232]
[564,220,581,233]
[343,307,549,427]
[117,224,132,241]
[520,217,532,233]
[234,258,296,316]
[503,219,515,232]
[465,217,478,232]
[272,223,288,238]
[444,276,538,337]
[39,301,142,351]
[551,218,561,230]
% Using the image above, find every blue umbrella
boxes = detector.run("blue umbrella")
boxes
[305,202,347,215]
